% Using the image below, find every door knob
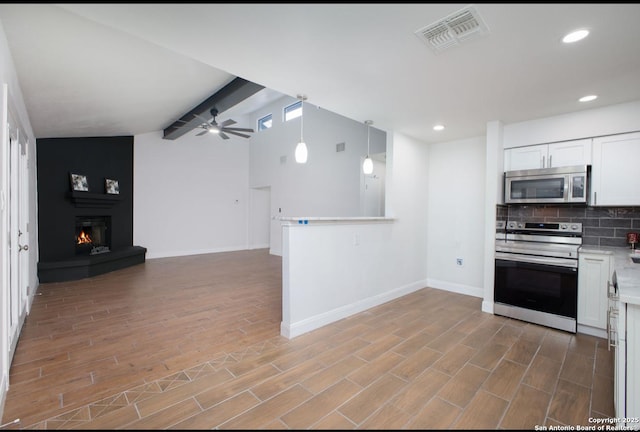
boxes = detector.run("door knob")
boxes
[19,244,28,252]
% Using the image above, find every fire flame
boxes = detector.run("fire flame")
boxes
[77,229,93,245]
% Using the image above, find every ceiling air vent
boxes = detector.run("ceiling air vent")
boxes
[415,5,489,53]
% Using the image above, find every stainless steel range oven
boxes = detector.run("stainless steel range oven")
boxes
[494,220,582,333]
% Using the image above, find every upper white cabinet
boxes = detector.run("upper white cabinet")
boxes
[504,138,592,171]
[591,131,640,206]
[504,144,547,171]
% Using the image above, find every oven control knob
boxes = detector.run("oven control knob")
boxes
[561,224,567,230]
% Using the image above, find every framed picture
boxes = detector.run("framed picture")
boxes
[105,178,120,195]
[70,173,89,192]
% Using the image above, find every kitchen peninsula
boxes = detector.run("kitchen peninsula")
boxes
[279,216,399,339]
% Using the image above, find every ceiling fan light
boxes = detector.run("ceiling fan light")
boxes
[363,156,374,174]
[579,95,597,102]
[208,127,219,134]
[295,141,308,163]
[563,29,589,43]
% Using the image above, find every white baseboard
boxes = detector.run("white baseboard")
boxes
[426,278,483,298]
[281,279,429,339]
[577,324,607,339]
[145,245,248,260]
[482,300,494,314]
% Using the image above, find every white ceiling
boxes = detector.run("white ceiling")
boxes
[1,3,639,144]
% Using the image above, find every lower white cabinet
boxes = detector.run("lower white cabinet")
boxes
[616,301,640,428]
[577,252,611,333]
[626,303,640,425]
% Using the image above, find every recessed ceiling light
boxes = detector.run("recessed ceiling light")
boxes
[563,29,589,43]
[433,124,445,131]
[579,95,598,102]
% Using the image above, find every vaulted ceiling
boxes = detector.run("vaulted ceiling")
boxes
[1,4,639,144]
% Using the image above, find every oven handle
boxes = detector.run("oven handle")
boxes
[495,252,578,269]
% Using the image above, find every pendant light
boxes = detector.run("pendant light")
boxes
[295,94,308,164]
[362,120,373,174]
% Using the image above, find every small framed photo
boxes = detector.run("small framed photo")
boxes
[70,173,89,192]
[105,178,120,195]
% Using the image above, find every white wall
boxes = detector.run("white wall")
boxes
[281,131,430,337]
[133,129,250,259]
[0,19,38,419]
[426,136,486,298]
[503,100,640,148]
[249,95,386,255]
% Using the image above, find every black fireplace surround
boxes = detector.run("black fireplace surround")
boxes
[37,136,146,282]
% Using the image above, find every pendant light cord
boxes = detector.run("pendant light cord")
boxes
[365,120,373,156]
[367,122,370,156]
[300,97,304,142]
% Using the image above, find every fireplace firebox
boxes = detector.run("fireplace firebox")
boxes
[75,216,111,255]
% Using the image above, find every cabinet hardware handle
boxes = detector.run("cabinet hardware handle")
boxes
[549,155,552,167]
[607,308,611,350]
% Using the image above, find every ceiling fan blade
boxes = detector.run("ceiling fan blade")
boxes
[218,131,230,140]
[223,127,254,133]
[223,130,251,139]
[219,119,236,128]
[195,129,209,136]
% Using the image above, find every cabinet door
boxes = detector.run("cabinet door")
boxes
[577,253,611,330]
[591,131,640,206]
[504,144,547,171]
[627,303,640,422]
[548,138,592,167]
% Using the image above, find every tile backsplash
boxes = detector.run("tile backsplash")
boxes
[497,204,640,248]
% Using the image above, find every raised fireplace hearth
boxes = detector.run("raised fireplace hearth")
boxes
[38,246,147,283]
[37,136,146,283]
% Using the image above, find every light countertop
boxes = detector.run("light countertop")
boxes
[279,216,395,225]
[579,245,640,306]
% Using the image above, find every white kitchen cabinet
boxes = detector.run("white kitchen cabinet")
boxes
[504,138,592,171]
[591,131,640,206]
[577,251,611,334]
[626,303,640,425]
[504,144,547,171]
[616,300,640,426]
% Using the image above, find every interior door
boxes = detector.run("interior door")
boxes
[361,155,385,217]
[8,122,29,353]
[0,83,8,393]
[249,186,270,250]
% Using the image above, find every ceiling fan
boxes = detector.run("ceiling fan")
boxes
[193,108,255,140]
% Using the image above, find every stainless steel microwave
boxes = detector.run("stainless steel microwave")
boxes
[504,165,589,204]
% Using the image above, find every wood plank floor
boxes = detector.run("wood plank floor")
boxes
[0,249,614,429]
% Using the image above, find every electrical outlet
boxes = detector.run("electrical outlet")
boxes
[456,258,464,266]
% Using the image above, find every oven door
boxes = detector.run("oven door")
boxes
[494,255,578,319]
